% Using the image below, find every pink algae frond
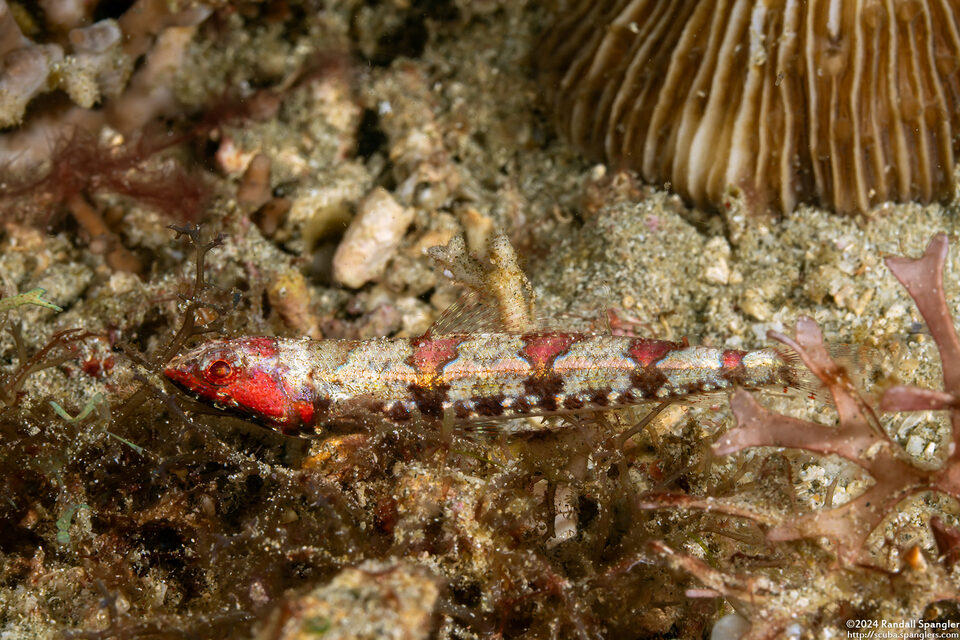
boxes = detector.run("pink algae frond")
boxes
[0,127,208,227]
[880,234,960,496]
[712,234,960,565]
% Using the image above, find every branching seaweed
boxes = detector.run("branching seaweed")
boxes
[111,224,238,455]
[0,128,210,273]
[712,235,960,565]
[0,286,92,409]
[641,235,960,569]
[0,223,374,639]
[633,235,960,638]
[0,287,62,313]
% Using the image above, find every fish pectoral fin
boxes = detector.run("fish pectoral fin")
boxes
[320,395,398,432]
[457,415,574,441]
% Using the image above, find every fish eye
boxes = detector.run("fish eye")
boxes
[202,351,239,386]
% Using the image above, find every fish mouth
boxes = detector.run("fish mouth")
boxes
[163,363,219,408]
[163,364,197,393]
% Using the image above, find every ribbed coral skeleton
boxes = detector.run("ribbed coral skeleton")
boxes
[540,0,960,214]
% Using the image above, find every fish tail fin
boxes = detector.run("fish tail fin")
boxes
[770,342,882,404]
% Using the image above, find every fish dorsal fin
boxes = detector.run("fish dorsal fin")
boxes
[429,292,577,337]
[428,290,511,335]
[427,234,485,290]
[427,232,538,333]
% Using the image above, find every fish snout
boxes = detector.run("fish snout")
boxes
[163,354,201,390]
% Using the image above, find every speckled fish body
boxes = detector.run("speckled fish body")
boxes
[164,332,799,436]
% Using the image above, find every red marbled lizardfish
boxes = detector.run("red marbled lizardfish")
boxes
[164,233,805,436]
[163,332,802,437]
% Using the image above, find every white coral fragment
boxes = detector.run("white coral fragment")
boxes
[333,187,415,289]
[59,20,131,109]
[0,17,131,125]
[0,43,62,127]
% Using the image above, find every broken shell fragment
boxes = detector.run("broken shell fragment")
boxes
[540,0,960,214]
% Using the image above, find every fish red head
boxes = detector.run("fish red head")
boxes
[164,337,315,433]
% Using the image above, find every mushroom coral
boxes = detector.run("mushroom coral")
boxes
[539,0,960,214]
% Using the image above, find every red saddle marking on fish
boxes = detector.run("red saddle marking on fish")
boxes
[520,332,579,371]
[722,349,745,370]
[410,335,460,377]
[628,338,683,367]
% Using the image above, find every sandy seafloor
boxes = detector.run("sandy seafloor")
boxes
[1,1,959,639]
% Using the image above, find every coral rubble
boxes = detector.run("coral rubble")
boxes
[0,1,958,639]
